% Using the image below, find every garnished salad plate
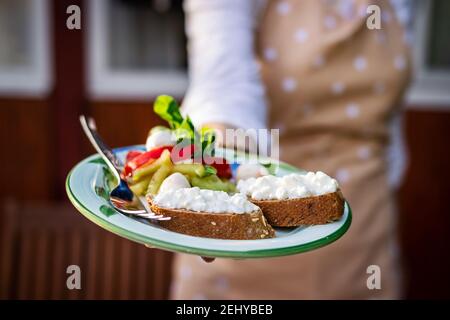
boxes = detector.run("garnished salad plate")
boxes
[66,96,351,258]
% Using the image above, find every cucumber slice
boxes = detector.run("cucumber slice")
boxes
[132,149,171,182]
[191,175,234,192]
[146,164,172,195]
[129,178,151,196]
[172,163,206,178]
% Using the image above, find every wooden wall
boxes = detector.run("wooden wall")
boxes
[91,102,166,147]
[0,202,173,300]
[399,110,450,299]
[0,99,55,201]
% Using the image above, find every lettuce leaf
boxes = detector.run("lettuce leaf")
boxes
[153,95,216,156]
[153,95,184,129]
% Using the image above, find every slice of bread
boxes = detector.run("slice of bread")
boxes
[250,190,345,227]
[149,202,275,240]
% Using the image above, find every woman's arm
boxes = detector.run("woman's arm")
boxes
[182,0,267,132]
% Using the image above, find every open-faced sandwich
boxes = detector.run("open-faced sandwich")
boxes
[150,177,274,240]
[237,172,344,227]
[120,94,345,239]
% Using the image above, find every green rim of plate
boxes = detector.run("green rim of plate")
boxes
[66,147,352,258]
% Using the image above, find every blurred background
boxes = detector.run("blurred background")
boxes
[0,0,449,299]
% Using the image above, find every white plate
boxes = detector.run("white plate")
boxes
[66,145,351,258]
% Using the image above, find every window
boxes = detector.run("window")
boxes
[87,0,188,99]
[0,0,52,97]
[426,0,450,70]
[407,0,450,107]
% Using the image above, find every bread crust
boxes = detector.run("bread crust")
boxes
[250,191,345,227]
[149,203,275,240]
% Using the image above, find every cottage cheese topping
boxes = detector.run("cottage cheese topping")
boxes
[153,187,259,214]
[237,171,339,200]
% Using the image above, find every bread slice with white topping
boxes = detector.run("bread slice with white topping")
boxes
[148,187,275,240]
[237,172,345,227]
[150,205,274,240]
[250,190,344,227]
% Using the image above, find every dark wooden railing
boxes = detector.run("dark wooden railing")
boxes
[0,202,173,299]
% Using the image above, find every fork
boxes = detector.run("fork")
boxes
[80,115,170,221]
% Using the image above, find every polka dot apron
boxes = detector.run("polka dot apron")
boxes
[172,0,411,299]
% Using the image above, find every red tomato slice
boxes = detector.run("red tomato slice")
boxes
[123,146,173,176]
[146,145,174,160]
[125,150,143,163]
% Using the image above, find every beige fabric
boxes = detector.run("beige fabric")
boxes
[171,0,411,299]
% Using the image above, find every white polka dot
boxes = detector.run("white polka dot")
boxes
[336,168,350,184]
[215,277,230,292]
[294,28,309,43]
[331,82,345,95]
[374,81,385,95]
[324,15,337,29]
[353,55,367,71]
[276,1,290,15]
[264,47,278,61]
[282,77,298,92]
[192,293,207,300]
[357,146,371,159]
[338,0,355,20]
[313,55,326,68]
[346,103,360,119]
[394,54,406,70]
[180,265,192,279]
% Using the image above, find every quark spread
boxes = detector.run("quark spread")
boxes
[153,187,259,214]
[237,171,339,200]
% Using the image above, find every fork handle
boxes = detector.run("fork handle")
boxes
[79,115,123,180]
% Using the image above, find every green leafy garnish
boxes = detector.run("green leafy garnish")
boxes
[153,95,184,129]
[153,95,216,156]
[174,116,196,141]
